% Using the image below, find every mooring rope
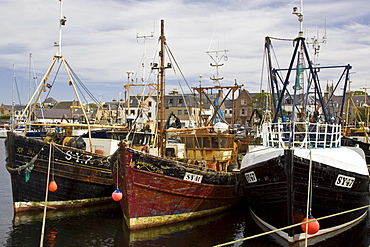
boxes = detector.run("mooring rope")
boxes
[213,204,370,247]
[304,149,314,246]
[115,150,120,190]
[5,140,47,174]
[5,154,38,174]
[39,142,53,247]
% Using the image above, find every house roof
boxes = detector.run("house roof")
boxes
[43,97,58,104]
[2,105,26,111]
[53,101,80,109]
[34,108,85,119]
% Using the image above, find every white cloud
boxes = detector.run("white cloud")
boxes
[0,0,369,104]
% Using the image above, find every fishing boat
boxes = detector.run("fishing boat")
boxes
[112,20,243,230]
[5,0,123,213]
[341,92,370,166]
[239,4,369,244]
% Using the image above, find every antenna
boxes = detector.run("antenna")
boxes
[206,49,228,87]
[136,20,155,41]
[292,0,304,37]
[136,20,155,56]
[306,18,327,66]
[135,21,155,95]
[54,0,67,57]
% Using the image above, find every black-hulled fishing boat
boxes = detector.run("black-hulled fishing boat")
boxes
[5,0,122,213]
[5,131,116,213]
[239,4,369,244]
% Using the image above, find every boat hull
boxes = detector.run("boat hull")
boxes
[240,147,369,242]
[5,131,115,213]
[112,145,243,229]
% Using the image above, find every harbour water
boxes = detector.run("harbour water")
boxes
[0,139,369,247]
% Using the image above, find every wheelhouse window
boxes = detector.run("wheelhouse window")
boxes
[195,137,202,148]
[203,137,211,148]
[185,137,193,148]
[220,137,228,148]
[211,137,219,148]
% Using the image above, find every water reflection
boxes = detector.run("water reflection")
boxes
[4,204,369,247]
[5,204,250,247]
[5,204,125,247]
[127,208,245,247]
[3,203,369,247]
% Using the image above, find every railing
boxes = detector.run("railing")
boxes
[262,122,341,149]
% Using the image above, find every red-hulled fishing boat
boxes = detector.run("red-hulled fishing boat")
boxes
[111,20,243,230]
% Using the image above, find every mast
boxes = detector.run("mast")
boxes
[158,20,166,157]
[292,0,304,38]
[124,27,154,125]
[154,20,173,156]
[13,0,94,150]
[28,54,32,102]
[270,1,350,125]
[11,64,15,128]
[56,0,66,57]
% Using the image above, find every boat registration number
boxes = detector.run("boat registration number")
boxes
[65,150,93,164]
[335,174,355,188]
[184,172,203,183]
[245,171,257,183]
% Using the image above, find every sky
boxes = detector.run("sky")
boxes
[0,0,369,105]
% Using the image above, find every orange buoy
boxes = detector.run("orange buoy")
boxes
[48,180,58,192]
[301,215,320,234]
[112,189,123,201]
[141,145,149,153]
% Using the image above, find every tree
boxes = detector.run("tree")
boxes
[252,92,271,112]
[88,103,98,108]
[352,91,367,96]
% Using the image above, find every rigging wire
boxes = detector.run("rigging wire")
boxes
[65,60,100,105]
[304,148,314,245]
[44,61,63,100]
[268,36,295,42]
[165,45,193,93]
[259,42,266,93]
[164,44,197,126]
[14,77,22,106]
[125,41,161,133]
